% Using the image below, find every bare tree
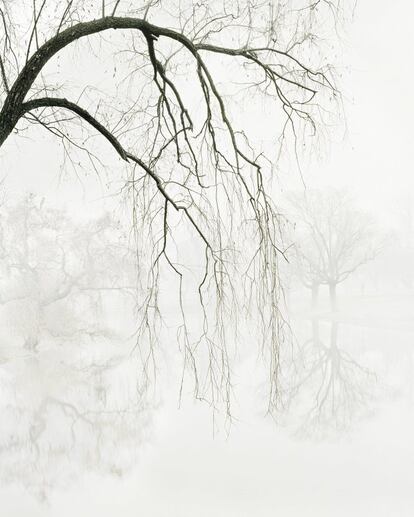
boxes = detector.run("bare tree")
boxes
[0,194,138,349]
[0,1,354,413]
[287,189,381,311]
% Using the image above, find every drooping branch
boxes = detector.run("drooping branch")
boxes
[21,96,216,256]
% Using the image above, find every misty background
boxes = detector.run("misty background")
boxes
[0,1,413,516]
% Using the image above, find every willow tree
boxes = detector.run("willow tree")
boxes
[0,0,353,415]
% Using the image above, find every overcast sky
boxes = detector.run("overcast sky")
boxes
[305,1,413,220]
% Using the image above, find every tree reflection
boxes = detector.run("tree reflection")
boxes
[287,319,378,439]
[0,348,152,501]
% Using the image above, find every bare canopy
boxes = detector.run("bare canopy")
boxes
[0,0,353,414]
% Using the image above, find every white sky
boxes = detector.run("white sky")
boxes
[306,1,414,216]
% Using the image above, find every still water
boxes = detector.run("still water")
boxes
[1,291,413,516]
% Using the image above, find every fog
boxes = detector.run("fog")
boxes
[0,1,413,516]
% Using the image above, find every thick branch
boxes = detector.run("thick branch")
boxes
[0,16,197,148]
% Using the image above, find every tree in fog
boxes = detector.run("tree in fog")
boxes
[287,189,380,311]
[0,0,354,411]
[0,194,137,348]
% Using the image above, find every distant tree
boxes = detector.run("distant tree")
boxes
[0,194,137,349]
[287,189,381,311]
